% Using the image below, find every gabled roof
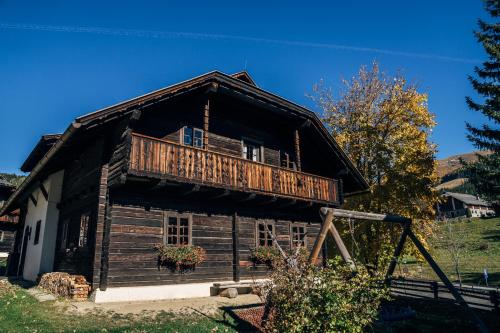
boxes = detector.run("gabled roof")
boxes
[0,70,369,215]
[444,192,491,207]
[230,71,257,86]
[21,134,62,172]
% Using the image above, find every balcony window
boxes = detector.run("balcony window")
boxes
[183,127,203,148]
[243,140,261,162]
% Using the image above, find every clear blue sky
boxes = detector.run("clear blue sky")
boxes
[0,1,491,174]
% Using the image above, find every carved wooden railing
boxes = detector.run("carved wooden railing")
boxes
[129,133,339,204]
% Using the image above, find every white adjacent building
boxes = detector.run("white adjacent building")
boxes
[436,192,496,219]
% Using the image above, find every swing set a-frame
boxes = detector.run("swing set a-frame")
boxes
[305,207,491,333]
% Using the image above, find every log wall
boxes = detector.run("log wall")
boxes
[105,201,321,287]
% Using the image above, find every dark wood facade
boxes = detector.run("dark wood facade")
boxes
[2,71,368,289]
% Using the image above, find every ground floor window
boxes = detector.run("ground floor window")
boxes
[58,211,93,250]
[256,221,274,247]
[290,224,307,248]
[164,213,192,246]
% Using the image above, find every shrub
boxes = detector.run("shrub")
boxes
[478,242,489,251]
[250,246,281,267]
[154,244,206,270]
[260,257,389,333]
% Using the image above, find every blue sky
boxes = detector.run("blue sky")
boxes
[0,1,491,174]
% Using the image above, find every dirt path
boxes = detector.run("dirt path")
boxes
[60,294,262,316]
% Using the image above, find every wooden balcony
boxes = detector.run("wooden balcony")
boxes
[129,133,339,204]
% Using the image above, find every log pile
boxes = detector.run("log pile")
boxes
[38,272,91,301]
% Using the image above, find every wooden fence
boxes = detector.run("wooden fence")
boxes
[390,278,500,312]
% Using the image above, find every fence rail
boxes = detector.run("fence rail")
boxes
[390,278,500,312]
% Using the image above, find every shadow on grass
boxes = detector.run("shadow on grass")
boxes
[460,272,500,287]
[188,303,262,333]
[374,297,500,333]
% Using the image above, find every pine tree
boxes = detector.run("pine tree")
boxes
[464,0,499,203]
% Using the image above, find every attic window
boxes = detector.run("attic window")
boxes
[183,127,204,148]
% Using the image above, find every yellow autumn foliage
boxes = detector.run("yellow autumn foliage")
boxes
[312,62,439,267]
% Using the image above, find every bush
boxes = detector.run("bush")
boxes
[154,244,206,270]
[250,246,281,267]
[478,242,489,251]
[260,257,389,333]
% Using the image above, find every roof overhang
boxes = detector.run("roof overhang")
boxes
[0,70,369,216]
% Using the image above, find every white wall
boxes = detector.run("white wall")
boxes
[21,170,64,281]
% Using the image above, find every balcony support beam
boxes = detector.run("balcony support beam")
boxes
[294,129,301,171]
[203,98,210,150]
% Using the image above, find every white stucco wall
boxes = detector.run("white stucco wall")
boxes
[21,170,64,281]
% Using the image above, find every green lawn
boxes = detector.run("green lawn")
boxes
[400,217,500,286]
[0,281,242,333]
[0,280,498,333]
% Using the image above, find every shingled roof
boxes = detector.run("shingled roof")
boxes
[444,192,492,207]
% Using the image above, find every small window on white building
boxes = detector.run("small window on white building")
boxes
[34,220,41,245]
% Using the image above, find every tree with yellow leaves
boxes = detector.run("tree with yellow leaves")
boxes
[312,62,439,268]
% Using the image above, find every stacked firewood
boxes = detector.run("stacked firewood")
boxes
[38,272,91,301]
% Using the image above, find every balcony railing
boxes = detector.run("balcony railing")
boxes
[129,133,339,204]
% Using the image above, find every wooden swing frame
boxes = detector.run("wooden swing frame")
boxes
[307,207,490,333]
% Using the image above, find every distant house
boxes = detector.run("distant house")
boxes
[436,191,495,219]
[0,177,17,258]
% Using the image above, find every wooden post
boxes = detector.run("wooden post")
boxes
[327,223,355,269]
[204,99,209,150]
[99,185,112,291]
[309,209,334,263]
[408,230,490,333]
[232,212,240,282]
[431,281,439,299]
[294,129,301,171]
[385,222,410,282]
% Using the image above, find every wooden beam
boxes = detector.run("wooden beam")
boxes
[257,196,278,206]
[407,230,490,333]
[385,222,410,282]
[309,208,333,263]
[39,183,49,201]
[210,189,230,200]
[277,199,297,208]
[320,207,410,224]
[237,193,256,202]
[327,223,355,269]
[203,99,209,150]
[180,184,200,196]
[232,212,240,282]
[294,129,301,171]
[29,194,37,207]
[99,177,112,291]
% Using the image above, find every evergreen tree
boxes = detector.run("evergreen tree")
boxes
[464,0,499,203]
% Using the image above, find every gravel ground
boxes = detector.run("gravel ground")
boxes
[61,293,262,316]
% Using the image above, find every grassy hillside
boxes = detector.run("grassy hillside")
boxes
[436,151,491,179]
[402,217,500,286]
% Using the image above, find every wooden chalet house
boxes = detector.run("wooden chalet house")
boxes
[0,176,17,261]
[0,71,367,302]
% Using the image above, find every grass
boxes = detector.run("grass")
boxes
[0,280,499,332]
[0,280,241,333]
[400,217,500,286]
